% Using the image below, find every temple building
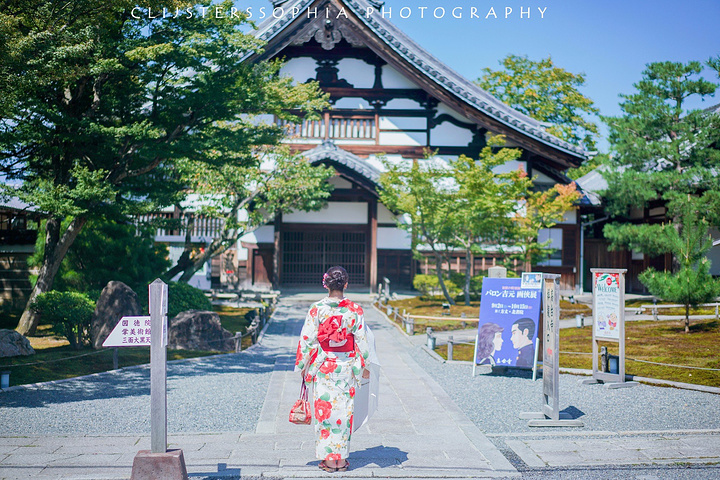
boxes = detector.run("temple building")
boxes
[226,0,589,291]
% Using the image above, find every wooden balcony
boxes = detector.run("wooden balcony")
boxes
[136,212,225,240]
[278,113,378,142]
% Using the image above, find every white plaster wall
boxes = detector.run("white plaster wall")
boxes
[284,201,367,224]
[377,227,412,249]
[379,131,424,146]
[380,116,426,130]
[559,209,577,225]
[378,204,396,224]
[430,122,473,146]
[336,58,375,88]
[333,97,372,109]
[382,65,419,88]
[384,98,422,109]
[279,57,317,84]
[436,103,472,124]
[240,225,275,244]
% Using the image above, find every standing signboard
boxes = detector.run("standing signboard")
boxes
[472,277,542,375]
[103,279,189,479]
[582,269,638,389]
[521,274,583,427]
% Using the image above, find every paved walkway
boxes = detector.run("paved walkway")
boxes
[1,293,719,479]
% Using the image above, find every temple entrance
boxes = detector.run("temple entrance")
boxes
[281,229,367,286]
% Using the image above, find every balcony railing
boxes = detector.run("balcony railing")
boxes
[136,213,225,240]
[278,114,377,141]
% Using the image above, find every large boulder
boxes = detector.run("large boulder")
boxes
[0,329,35,357]
[168,310,235,351]
[91,281,142,349]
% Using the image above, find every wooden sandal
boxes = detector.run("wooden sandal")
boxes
[318,460,337,473]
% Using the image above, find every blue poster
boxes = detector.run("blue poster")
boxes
[475,278,542,368]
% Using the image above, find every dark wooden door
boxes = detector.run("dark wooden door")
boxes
[281,229,366,286]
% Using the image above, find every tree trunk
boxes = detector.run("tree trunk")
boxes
[16,216,88,336]
[177,238,227,283]
[434,253,455,305]
[464,247,472,306]
[684,304,690,333]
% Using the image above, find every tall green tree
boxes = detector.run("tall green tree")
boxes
[162,147,333,284]
[28,218,171,298]
[602,59,720,265]
[477,54,600,152]
[508,182,581,272]
[447,137,530,305]
[639,199,720,333]
[0,0,328,335]
[378,156,457,304]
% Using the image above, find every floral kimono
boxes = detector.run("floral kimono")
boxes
[295,297,370,462]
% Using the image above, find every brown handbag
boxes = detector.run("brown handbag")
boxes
[289,381,312,425]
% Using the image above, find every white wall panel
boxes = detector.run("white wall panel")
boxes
[333,97,372,109]
[378,204,396,224]
[379,131,424,146]
[377,227,412,249]
[382,65,419,88]
[284,201,368,224]
[380,116,426,130]
[436,103,472,123]
[430,122,473,146]
[240,225,275,244]
[279,57,317,84]
[337,58,375,88]
[384,98,422,109]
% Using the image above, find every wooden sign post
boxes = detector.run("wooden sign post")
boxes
[520,274,583,427]
[129,279,188,480]
[582,269,638,389]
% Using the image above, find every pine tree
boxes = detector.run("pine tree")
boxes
[639,199,720,333]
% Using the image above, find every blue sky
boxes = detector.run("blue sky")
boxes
[239,0,720,153]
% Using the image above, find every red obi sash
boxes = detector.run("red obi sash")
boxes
[318,315,355,352]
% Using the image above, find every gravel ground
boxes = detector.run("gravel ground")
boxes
[0,320,283,436]
[409,345,720,434]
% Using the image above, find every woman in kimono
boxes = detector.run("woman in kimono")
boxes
[295,266,371,473]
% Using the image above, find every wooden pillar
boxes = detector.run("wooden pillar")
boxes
[368,199,378,291]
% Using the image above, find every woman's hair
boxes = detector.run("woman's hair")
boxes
[476,322,503,360]
[323,266,349,291]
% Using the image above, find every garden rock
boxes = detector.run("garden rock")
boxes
[0,329,35,357]
[168,310,235,351]
[91,281,142,349]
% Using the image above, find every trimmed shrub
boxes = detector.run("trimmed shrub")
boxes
[31,291,95,349]
[136,281,212,318]
[413,274,461,298]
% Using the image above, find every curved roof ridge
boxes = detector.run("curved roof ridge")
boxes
[252,0,587,160]
[303,140,382,183]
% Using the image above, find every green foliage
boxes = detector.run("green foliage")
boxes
[167,146,334,282]
[136,281,211,318]
[602,60,720,254]
[1,0,329,332]
[477,54,600,151]
[30,291,95,349]
[37,219,169,298]
[638,202,720,332]
[412,274,460,298]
